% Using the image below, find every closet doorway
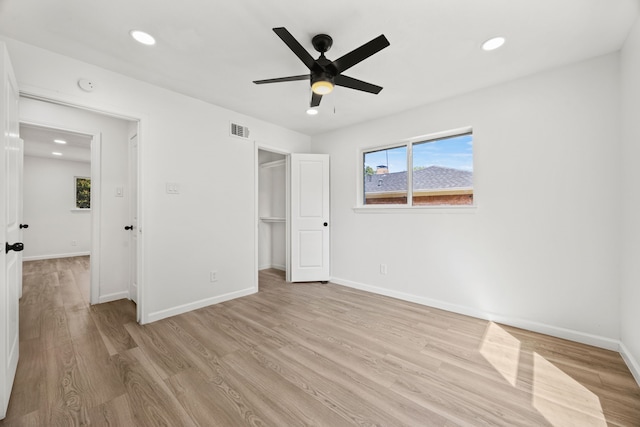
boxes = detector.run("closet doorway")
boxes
[257,148,288,284]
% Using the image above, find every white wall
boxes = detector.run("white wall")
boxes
[620,16,640,383]
[312,53,622,350]
[20,98,132,301]
[0,37,311,322]
[22,156,91,259]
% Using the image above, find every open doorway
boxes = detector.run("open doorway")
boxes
[19,96,139,313]
[21,123,94,303]
[257,148,288,287]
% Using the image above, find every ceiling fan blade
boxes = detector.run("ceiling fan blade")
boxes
[310,92,322,107]
[253,74,310,84]
[330,34,390,74]
[273,27,317,70]
[335,75,383,94]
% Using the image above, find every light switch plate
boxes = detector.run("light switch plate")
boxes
[166,182,180,194]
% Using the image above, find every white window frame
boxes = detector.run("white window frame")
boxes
[355,126,476,213]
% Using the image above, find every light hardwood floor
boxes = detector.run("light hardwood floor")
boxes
[1,257,639,426]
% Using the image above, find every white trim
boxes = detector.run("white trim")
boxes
[89,134,101,305]
[620,341,640,387]
[98,291,129,304]
[147,287,257,323]
[331,276,620,351]
[22,251,90,262]
[353,205,477,214]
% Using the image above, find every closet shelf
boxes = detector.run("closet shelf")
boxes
[260,159,286,169]
[260,217,286,223]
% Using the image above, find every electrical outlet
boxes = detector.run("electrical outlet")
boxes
[71,240,78,246]
[380,264,387,275]
[210,271,218,282]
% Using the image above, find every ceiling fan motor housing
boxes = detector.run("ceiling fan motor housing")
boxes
[312,34,333,53]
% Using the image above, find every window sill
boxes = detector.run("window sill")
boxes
[352,205,477,214]
[70,208,91,212]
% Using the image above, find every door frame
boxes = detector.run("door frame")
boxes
[19,119,101,303]
[128,133,139,304]
[254,142,291,289]
[18,88,146,323]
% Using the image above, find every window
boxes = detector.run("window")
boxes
[362,130,473,207]
[75,176,91,209]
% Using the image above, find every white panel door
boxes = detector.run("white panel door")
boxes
[1,42,21,420]
[290,153,330,282]
[129,134,138,304]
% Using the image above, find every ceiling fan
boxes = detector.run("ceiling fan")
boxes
[253,27,390,108]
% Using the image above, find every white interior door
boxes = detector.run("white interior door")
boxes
[290,153,330,282]
[128,134,138,303]
[1,42,21,420]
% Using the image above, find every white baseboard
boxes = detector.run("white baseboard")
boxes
[145,287,257,324]
[98,291,130,304]
[259,264,286,271]
[331,276,620,351]
[23,251,90,261]
[619,341,640,386]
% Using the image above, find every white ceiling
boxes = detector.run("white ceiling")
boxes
[1,0,638,136]
[21,124,92,163]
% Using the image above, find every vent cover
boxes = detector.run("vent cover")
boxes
[230,122,250,139]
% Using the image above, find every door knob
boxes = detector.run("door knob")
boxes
[5,242,24,253]
[124,225,134,230]
[20,224,29,229]
[323,222,328,227]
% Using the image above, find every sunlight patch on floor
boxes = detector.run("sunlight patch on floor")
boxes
[532,352,606,426]
[480,321,521,386]
[480,322,607,426]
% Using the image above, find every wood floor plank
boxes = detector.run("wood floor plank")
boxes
[123,322,192,379]
[90,303,138,355]
[58,268,86,310]
[254,342,447,426]
[41,338,90,426]
[111,348,196,427]
[71,331,127,408]
[167,367,269,427]
[2,260,639,426]
[277,342,451,426]
[86,394,136,427]
[221,349,355,426]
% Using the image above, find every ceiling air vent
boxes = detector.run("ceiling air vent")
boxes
[230,122,250,139]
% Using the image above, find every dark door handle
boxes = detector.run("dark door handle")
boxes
[124,225,133,230]
[5,242,24,253]
[323,222,328,227]
[20,224,29,229]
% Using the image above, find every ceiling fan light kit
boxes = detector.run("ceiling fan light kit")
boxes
[253,27,389,108]
[311,79,334,95]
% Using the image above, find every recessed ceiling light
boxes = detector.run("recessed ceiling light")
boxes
[306,108,319,116]
[130,30,156,46]
[482,36,506,51]
[54,139,67,144]
[52,152,63,156]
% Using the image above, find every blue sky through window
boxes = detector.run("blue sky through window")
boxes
[364,134,473,173]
